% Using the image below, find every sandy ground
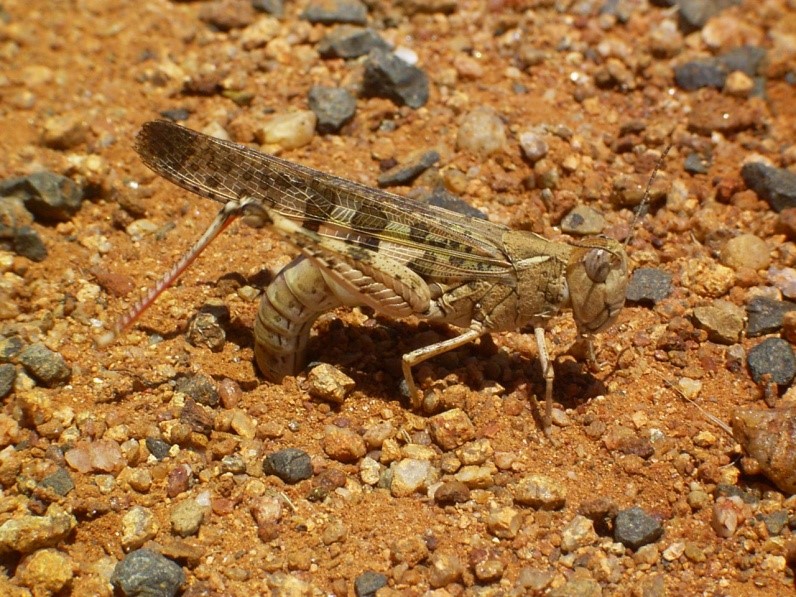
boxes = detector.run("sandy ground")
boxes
[1,0,795,594]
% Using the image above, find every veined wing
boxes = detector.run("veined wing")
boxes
[135,121,515,284]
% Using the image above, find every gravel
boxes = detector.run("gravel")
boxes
[614,506,664,550]
[110,548,184,597]
[362,48,430,108]
[746,337,796,385]
[262,448,313,483]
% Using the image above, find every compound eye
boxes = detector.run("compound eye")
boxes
[583,248,612,284]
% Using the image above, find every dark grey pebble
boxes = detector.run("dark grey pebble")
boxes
[18,342,71,387]
[146,437,172,461]
[747,337,796,385]
[714,483,760,504]
[39,467,74,496]
[317,25,389,59]
[110,548,185,597]
[684,152,710,174]
[426,187,487,220]
[0,336,24,362]
[263,448,313,483]
[0,363,15,398]
[674,60,726,90]
[308,86,357,134]
[13,225,47,261]
[377,150,439,187]
[677,0,740,31]
[174,374,219,407]
[746,296,796,337]
[252,0,284,17]
[717,45,767,76]
[614,506,663,550]
[625,267,672,305]
[354,571,388,597]
[0,171,83,222]
[159,108,191,122]
[362,48,429,109]
[762,510,789,535]
[301,0,367,25]
[741,162,796,212]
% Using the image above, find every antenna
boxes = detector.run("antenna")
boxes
[625,144,673,248]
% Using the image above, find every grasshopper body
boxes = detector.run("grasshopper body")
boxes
[116,121,629,432]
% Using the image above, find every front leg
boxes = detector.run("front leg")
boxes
[402,325,484,409]
[534,327,554,436]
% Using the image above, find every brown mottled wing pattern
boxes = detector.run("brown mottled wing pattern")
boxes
[135,121,515,285]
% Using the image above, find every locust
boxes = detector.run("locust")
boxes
[100,120,630,434]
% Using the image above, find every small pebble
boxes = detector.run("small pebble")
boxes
[121,506,159,550]
[486,506,522,539]
[145,438,171,461]
[64,440,124,474]
[18,343,70,386]
[256,111,317,150]
[317,25,389,59]
[0,363,16,398]
[747,337,796,385]
[110,548,184,597]
[307,86,356,134]
[13,226,48,262]
[390,535,428,566]
[691,300,745,343]
[186,309,227,352]
[42,114,88,149]
[741,162,796,212]
[518,130,548,163]
[720,233,770,270]
[428,408,475,450]
[16,548,75,594]
[453,464,494,488]
[175,374,219,407]
[170,499,204,537]
[0,505,76,554]
[354,571,388,597]
[732,406,796,494]
[301,0,367,25]
[362,48,429,109]
[711,496,750,538]
[625,268,672,305]
[560,515,598,553]
[307,363,355,404]
[427,551,463,588]
[377,149,440,187]
[39,467,74,497]
[724,70,754,96]
[513,473,567,510]
[434,480,470,505]
[263,448,313,483]
[252,0,283,16]
[322,425,367,462]
[455,107,506,156]
[360,456,381,485]
[456,438,493,465]
[390,458,435,497]
[684,152,710,174]
[426,187,488,219]
[768,266,796,299]
[746,296,796,337]
[673,60,726,90]
[560,205,605,235]
[198,0,256,30]
[614,506,663,550]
